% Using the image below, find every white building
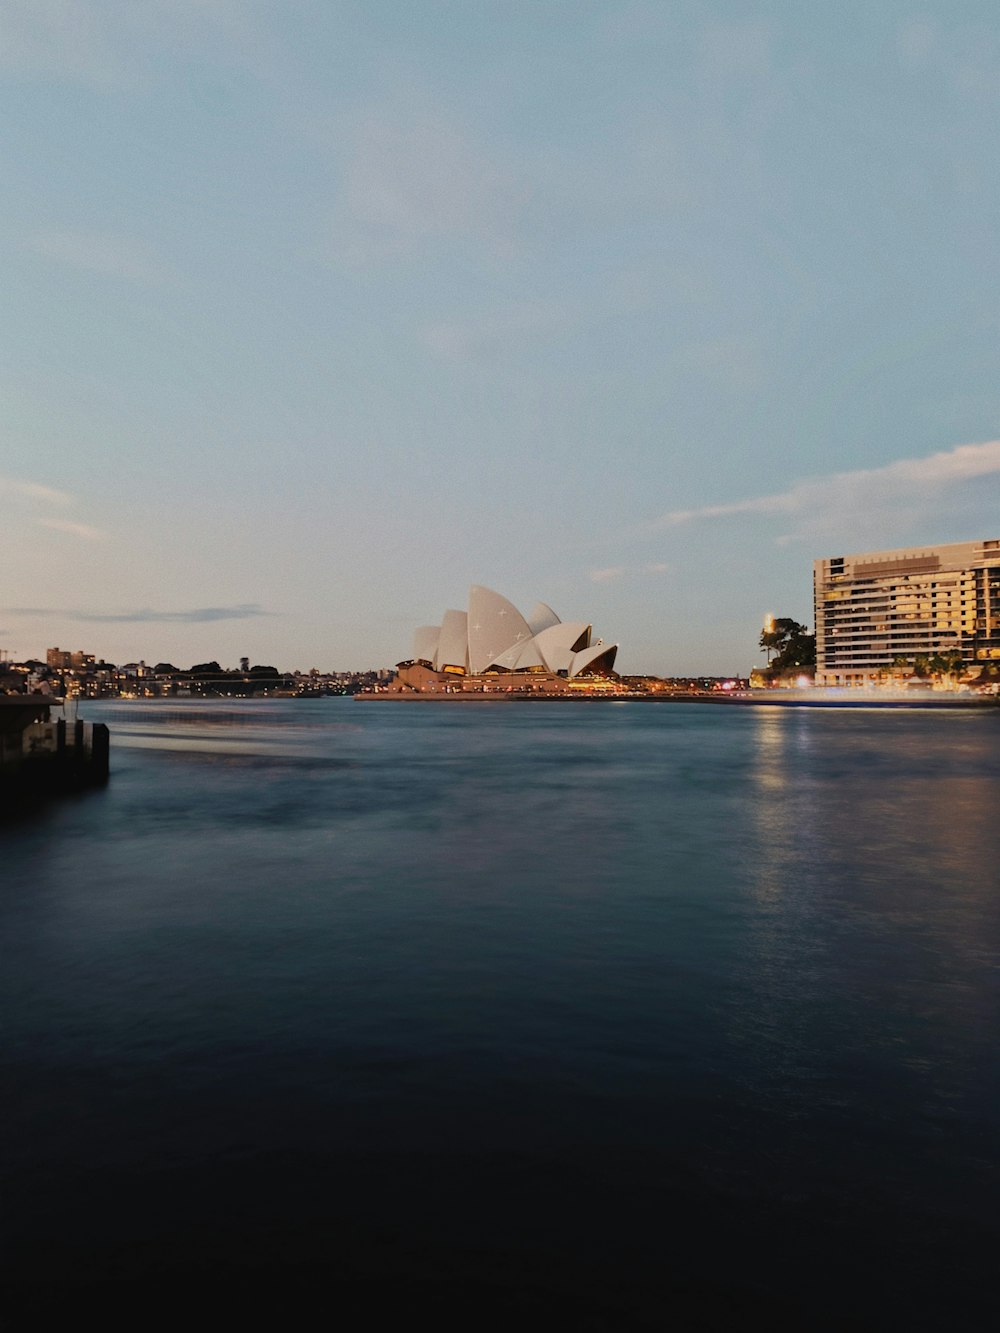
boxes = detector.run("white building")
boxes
[403,585,618,686]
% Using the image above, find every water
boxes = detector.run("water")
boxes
[3,700,999,1327]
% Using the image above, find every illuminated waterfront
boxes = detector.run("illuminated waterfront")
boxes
[3,700,999,1327]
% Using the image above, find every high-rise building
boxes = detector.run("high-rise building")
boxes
[814,539,1000,685]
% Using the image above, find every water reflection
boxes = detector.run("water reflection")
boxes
[88,700,362,759]
[738,707,1000,1162]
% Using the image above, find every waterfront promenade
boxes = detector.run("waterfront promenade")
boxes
[357,688,998,708]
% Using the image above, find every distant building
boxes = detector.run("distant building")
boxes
[46,648,95,671]
[814,539,1000,685]
[393,585,619,693]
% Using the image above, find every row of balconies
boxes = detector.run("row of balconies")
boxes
[821,630,969,639]
[819,610,967,620]
[820,654,973,668]
[820,603,951,612]
[822,600,986,612]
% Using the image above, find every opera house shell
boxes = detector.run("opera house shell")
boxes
[401,586,619,686]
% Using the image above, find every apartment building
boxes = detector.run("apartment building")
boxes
[46,648,95,671]
[814,539,1000,685]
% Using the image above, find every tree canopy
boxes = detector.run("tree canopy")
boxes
[759,618,816,674]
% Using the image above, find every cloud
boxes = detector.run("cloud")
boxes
[0,475,72,506]
[653,440,1000,539]
[661,492,797,526]
[27,229,169,282]
[37,518,106,541]
[3,472,106,540]
[589,563,668,583]
[420,301,568,361]
[4,604,274,624]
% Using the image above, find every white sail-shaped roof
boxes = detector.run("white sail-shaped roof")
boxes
[435,609,468,673]
[526,602,561,636]
[398,585,620,682]
[413,626,440,664]
[531,622,592,674]
[487,636,547,671]
[511,640,547,670]
[569,642,618,678]
[467,586,533,674]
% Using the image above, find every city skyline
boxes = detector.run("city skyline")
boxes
[5,3,1000,674]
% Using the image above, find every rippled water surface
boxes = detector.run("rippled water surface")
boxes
[3,700,1000,1327]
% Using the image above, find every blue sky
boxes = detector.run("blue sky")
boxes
[3,0,1000,673]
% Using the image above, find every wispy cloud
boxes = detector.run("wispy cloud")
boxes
[2,473,106,540]
[4,604,274,624]
[589,563,669,583]
[27,229,169,282]
[652,440,1000,539]
[420,301,567,361]
[37,518,107,541]
[0,475,72,506]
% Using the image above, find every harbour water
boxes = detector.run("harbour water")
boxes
[3,700,999,1327]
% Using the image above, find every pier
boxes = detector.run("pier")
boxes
[0,698,110,801]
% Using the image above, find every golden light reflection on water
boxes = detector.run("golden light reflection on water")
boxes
[746,709,804,907]
[751,708,788,797]
[735,709,1000,1102]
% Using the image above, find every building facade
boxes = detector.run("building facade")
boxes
[46,648,95,671]
[814,539,1000,685]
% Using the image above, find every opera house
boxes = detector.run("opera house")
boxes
[390,586,619,695]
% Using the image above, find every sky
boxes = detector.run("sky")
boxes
[3,0,1000,675]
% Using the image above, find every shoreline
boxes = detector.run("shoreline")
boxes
[356,691,999,709]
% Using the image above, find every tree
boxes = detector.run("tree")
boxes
[759,618,816,675]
